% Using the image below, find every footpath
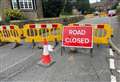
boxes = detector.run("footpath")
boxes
[109,16,120,81]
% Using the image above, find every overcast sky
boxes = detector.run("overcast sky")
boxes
[89,0,101,3]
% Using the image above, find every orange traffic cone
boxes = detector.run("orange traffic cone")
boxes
[38,39,54,66]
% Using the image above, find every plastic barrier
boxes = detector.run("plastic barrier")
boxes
[68,23,113,45]
[0,23,112,45]
[23,23,63,43]
[0,25,22,43]
[93,24,113,45]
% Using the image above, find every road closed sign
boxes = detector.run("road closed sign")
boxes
[62,26,93,48]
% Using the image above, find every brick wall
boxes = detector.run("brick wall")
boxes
[0,0,43,19]
[0,0,11,19]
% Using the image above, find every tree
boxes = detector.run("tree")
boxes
[63,0,73,14]
[111,3,119,9]
[76,0,90,14]
[42,0,65,17]
[63,0,90,14]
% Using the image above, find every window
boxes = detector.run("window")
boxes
[11,0,34,10]
[19,0,33,9]
[12,0,18,9]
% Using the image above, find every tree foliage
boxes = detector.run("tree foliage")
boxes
[42,0,65,18]
[42,0,90,17]
[111,3,119,9]
[64,0,90,14]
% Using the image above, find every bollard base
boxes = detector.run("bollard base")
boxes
[37,61,56,68]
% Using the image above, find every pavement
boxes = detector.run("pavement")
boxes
[0,16,120,82]
[109,17,120,82]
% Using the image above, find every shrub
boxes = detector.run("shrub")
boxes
[4,9,26,20]
[117,6,120,21]
[117,7,120,14]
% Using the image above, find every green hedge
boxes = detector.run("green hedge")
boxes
[9,15,84,28]
[4,9,26,21]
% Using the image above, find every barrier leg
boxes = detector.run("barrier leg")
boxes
[32,40,36,49]
[54,38,59,49]
[61,46,65,56]
[90,48,93,58]
[97,44,100,48]
[12,42,21,49]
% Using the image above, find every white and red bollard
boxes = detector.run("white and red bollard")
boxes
[38,39,55,67]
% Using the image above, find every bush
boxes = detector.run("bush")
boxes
[117,6,120,21]
[111,3,118,10]
[117,7,120,14]
[4,9,26,20]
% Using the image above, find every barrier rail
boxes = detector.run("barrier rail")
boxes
[93,24,113,45]
[23,23,63,43]
[68,23,113,45]
[0,23,113,46]
[0,25,22,43]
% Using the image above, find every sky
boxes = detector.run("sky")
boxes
[89,0,101,3]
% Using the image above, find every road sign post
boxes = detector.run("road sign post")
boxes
[62,26,93,48]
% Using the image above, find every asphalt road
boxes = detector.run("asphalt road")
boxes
[8,45,110,82]
[1,16,120,82]
[78,16,120,82]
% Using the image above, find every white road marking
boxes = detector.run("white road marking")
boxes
[109,48,117,82]
[109,48,114,56]
[117,70,120,73]
[111,75,117,82]
[109,58,115,69]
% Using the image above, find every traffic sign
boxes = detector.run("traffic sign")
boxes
[62,26,93,48]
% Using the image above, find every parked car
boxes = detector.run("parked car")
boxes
[108,10,116,16]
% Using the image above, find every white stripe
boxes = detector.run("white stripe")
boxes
[36,24,40,28]
[0,26,2,29]
[109,58,115,69]
[117,70,120,73]
[109,48,114,56]
[6,25,10,29]
[47,24,52,28]
[43,45,49,55]
[111,75,117,82]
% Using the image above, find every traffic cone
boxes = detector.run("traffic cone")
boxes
[38,39,54,66]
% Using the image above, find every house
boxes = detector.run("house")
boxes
[0,0,43,19]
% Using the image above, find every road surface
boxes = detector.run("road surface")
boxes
[7,46,110,82]
[1,16,120,82]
